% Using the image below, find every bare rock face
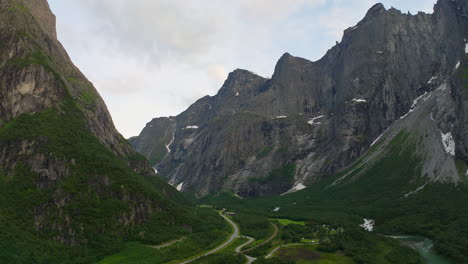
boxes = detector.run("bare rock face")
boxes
[18,0,56,39]
[0,0,184,252]
[129,117,176,166]
[131,0,468,197]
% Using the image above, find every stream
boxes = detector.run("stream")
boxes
[389,235,454,264]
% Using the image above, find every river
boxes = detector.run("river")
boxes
[389,235,454,264]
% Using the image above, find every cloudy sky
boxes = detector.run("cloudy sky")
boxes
[48,0,437,138]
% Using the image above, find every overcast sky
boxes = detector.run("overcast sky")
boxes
[48,0,437,138]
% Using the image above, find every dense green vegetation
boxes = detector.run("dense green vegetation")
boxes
[253,258,294,264]
[0,4,218,260]
[98,207,230,264]
[0,103,167,262]
[232,213,271,240]
[0,81,224,263]
[270,218,305,226]
[280,224,316,243]
[220,237,249,254]
[190,253,245,264]
[249,163,296,194]
[200,131,468,263]
[269,244,355,264]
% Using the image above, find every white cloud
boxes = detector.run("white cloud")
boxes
[49,0,437,137]
[236,0,327,22]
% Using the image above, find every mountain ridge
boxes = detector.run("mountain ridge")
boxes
[131,0,468,197]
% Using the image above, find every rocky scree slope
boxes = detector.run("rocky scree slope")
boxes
[0,0,197,262]
[131,0,468,197]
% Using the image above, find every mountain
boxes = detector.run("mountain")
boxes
[0,0,204,262]
[131,0,468,197]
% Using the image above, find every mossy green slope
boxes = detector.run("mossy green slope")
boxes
[0,1,210,263]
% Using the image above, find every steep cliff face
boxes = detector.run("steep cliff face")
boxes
[132,0,468,197]
[129,117,176,166]
[0,0,195,262]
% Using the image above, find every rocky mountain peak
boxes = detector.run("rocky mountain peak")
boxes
[131,0,468,198]
[220,68,267,94]
[18,0,57,39]
[364,3,386,18]
[271,52,312,81]
[227,68,264,80]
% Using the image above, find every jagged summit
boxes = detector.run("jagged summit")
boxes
[131,0,468,198]
[365,3,386,16]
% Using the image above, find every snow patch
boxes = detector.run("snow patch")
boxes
[236,92,239,97]
[166,132,175,153]
[176,182,184,191]
[350,26,358,31]
[370,128,388,147]
[352,98,367,103]
[377,51,383,54]
[427,76,437,84]
[455,61,461,70]
[186,125,199,129]
[233,193,242,199]
[153,167,158,173]
[281,183,307,195]
[399,111,411,120]
[308,115,325,125]
[400,92,431,120]
[465,43,468,53]
[273,207,280,212]
[149,125,153,128]
[411,92,430,108]
[441,131,455,156]
[293,183,306,191]
[360,219,374,232]
[276,115,287,119]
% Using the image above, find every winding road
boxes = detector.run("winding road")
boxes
[176,213,284,264]
[178,212,239,264]
[235,236,254,253]
[242,222,278,253]
[236,222,279,264]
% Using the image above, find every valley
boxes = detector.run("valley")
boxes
[1,0,468,263]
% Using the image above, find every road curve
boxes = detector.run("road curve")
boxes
[179,212,239,264]
[242,223,278,253]
[235,236,254,253]
[245,255,257,264]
